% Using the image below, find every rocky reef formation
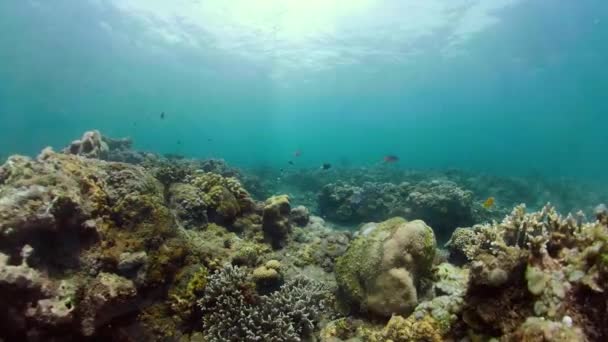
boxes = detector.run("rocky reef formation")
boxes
[2,130,607,342]
[63,130,147,164]
[168,172,255,228]
[445,203,608,340]
[0,148,200,339]
[318,180,475,241]
[0,136,342,341]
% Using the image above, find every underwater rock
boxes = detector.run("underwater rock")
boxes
[63,130,149,164]
[405,180,475,241]
[318,180,474,241]
[0,149,203,339]
[290,205,310,226]
[117,251,148,284]
[63,130,109,159]
[168,183,209,229]
[335,217,436,317]
[79,272,137,336]
[262,195,292,249]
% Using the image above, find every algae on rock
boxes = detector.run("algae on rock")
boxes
[335,217,436,317]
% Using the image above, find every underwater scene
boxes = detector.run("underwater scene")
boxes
[1,1,608,341]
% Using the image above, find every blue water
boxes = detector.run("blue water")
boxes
[1,0,607,182]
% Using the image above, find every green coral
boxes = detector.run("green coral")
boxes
[187,172,252,224]
[169,266,209,320]
[335,217,436,317]
[262,195,292,249]
[365,314,443,342]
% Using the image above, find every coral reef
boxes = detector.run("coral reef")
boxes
[335,217,436,317]
[163,172,255,229]
[63,130,109,159]
[262,195,292,249]
[187,172,254,225]
[290,205,311,227]
[63,130,148,164]
[447,203,608,340]
[4,132,608,342]
[198,264,330,342]
[318,180,474,241]
[0,149,202,339]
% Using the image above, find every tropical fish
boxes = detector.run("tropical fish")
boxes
[160,112,165,119]
[483,197,495,209]
[383,155,399,163]
[288,161,294,165]
[321,163,331,170]
[294,150,301,157]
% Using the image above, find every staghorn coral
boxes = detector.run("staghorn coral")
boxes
[198,264,329,342]
[335,217,436,317]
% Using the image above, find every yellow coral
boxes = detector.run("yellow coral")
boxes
[372,315,442,342]
[253,266,279,281]
[265,259,282,270]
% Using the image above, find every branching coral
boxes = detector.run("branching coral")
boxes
[448,203,608,340]
[198,264,329,342]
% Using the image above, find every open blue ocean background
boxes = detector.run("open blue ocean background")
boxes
[1,0,607,182]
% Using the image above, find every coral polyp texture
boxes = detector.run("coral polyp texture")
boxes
[1,131,607,341]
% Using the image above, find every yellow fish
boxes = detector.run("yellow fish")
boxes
[483,197,495,209]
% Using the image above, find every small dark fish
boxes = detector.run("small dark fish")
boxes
[294,150,301,157]
[321,163,331,170]
[177,140,182,145]
[207,138,213,142]
[383,155,399,163]
[288,161,294,165]
[160,112,165,119]
[279,168,285,172]
[133,122,137,127]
